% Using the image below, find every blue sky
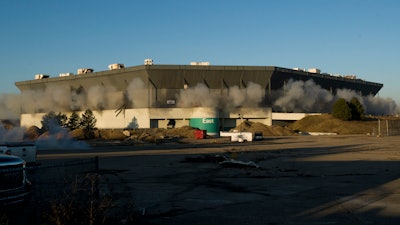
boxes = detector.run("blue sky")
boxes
[1,0,399,103]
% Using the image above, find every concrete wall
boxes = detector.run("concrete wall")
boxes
[272,112,321,121]
[20,113,46,128]
[227,107,272,126]
[156,119,190,128]
[95,109,150,129]
[20,107,273,130]
[20,109,151,129]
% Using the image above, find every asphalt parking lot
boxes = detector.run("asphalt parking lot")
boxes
[38,135,400,225]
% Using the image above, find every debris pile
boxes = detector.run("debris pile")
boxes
[219,158,260,169]
[24,126,41,140]
[183,154,260,169]
[289,114,378,134]
[232,121,296,136]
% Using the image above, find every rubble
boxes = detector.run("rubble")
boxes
[219,158,260,169]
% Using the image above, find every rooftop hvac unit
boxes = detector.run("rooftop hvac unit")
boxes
[344,75,357,79]
[77,68,94,74]
[144,58,153,65]
[34,74,49,80]
[59,72,73,77]
[108,63,125,70]
[190,61,210,66]
[308,68,321,73]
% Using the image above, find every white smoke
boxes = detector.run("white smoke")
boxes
[15,83,129,113]
[176,83,220,107]
[70,87,87,111]
[225,82,264,108]
[87,85,105,109]
[0,77,150,120]
[363,95,399,115]
[226,86,245,107]
[0,114,90,149]
[87,85,123,110]
[35,124,90,150]
[273,79,333,112]
[127,78,148,108]
[0,123,25,142]
[0,94,21,120]
[0,78,398,121]
[272,79,400,115]
[176,82,265,109]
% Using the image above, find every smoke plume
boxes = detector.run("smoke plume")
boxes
[0,123,25,142]
[35,122,90,150]
[0,78,149,117]
[176,82,265,110]
[272,79,400,115]
[127,78,148,108]
[226,82,264,108]
[0,94,21,120]
[176,83,220,108]
[0,78,398,121]
[87,85,123,110]
[272,79,333,113]
[0,118,90,149]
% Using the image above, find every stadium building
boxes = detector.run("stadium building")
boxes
[15,60,383,135]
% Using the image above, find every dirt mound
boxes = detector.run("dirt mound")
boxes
[232,121,296,136]
[289,114,377,134]
[96,129,127,140]
[24,126,41,140]
[110,126,199,144]
[1,120,17,130]
[165,126,196,138]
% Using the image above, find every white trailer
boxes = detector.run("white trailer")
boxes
[220,131,253,142]
[0,143,37,163]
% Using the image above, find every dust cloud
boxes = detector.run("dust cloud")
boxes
[176,83,220,108]
[0,78,398,121]
[0,123,25,142]
[272,79,400,115]
[127,77,148,108]
[0,78,147,118]
[176,82,264,109]
[35,122,90,150]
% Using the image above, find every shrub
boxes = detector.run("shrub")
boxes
[67,111,82,130]
[42,173,113,225]
[332,98,352,121]
[350,97,365,120]
[81,109,97,139]
[41,111,67,133]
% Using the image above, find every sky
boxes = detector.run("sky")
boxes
[1,0,399,103]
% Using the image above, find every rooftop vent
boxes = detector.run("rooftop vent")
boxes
[59,72,74,77]
[77,68,94,75]
[190,62,210,66]
[108,63,125,70]
[144,58,153,65]
[308,68,321,73]
[34,74,49,80]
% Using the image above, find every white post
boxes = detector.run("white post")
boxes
[386,120,389,136]
[378,119,381,137]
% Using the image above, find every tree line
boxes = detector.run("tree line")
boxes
[41,109,97,139]
[332,97,365,121]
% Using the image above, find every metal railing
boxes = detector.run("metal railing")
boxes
[0,157,99,225]
[374,119,400,137]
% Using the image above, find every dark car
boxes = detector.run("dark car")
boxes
[0,155,31,205]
